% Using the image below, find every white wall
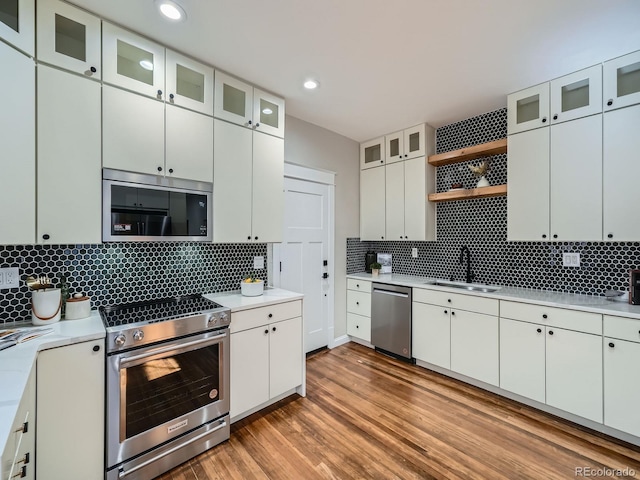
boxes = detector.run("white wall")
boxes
[284,115,360,339]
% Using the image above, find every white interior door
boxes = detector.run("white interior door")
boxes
[275,177,330,353]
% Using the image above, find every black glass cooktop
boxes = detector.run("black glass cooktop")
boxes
[99,294,224,328]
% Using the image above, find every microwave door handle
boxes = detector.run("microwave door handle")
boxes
[118,332,227,370]
[117,418,228,479]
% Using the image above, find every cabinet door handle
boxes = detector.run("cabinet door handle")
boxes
[16,452,29,465]
[15,421,28,434]
[157,89,163,99]
[169,93,175,100]
[356,325,359,329]
[356,284,359,287]
[42,234,50,240]
[356,302,359,305]
[272,326,277,332]
[542,314,548,319]
[607,99,613,106]
[268,313,273,318]
[608,342,615,348]
[381,236,384,239]
[254,236,258,240]
[264,329,269,335]
[255,122,260,128]
[447,299,451,303]
[12,465,26,478]
[607,233,613,239]
[92,345,100,352]
[157,166,163,172]
[536,328,542,333]
[541,117,547,123]
[247,236,251,240]
[542,234,547,239]
[451,311,455,316]
[553,114,558,120]
[169,168,174,174]
[444,310,448,314]
[553,234,558,239]
[88,66,97,75]
[548,330,554,335]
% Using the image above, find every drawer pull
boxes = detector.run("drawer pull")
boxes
[542,314,548,319]
[268,313,273,318]
[356,302,359,305]
[548,330,554,335]
[356,284,360,288]
[536,328,542,333]
[264,329,269,335]
[609,342,615,348]
[447,299,451,303]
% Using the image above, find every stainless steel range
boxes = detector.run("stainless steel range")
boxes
[100,294,231,480]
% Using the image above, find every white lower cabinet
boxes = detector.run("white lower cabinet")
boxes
[451,310,499,386]
[36,340,105,480]
[546,327,602,423]
[412,302,450,369]
[37,64,101,244]
[1,366,35,480]
[347,313,371,342]
[0,42,35,244]
[347,280,372,342]
[230,301,303,420]
[499,318,546,403]
[604,337,640,437]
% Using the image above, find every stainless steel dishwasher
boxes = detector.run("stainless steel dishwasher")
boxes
[371,283,412,360]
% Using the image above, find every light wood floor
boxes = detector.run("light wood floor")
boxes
[158,342,640,479]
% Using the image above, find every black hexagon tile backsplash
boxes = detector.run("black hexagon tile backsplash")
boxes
[347,107,640,295]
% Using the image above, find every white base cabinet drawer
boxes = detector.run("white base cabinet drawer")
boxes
[347,279,371,293]
[604,315,640,343]
[412,302,450,369]
[451,310,499,386]
[347,312,371,342]
[604,337,640,437]
[231,300,301,333]
[347,290,371,317]
[413,288,498,316]
[500,301,602,335]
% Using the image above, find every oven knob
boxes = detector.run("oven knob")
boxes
[207,315,219,326]
[219,312,228,322]
[114,334,126,346]
[133,330,144,342]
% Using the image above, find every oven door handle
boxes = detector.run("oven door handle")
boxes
[117,418,228,479]
[118,332,227,370]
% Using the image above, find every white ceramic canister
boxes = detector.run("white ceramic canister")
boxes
[65,294,91,320]
[32,288,62,325]
[241,280,264,297]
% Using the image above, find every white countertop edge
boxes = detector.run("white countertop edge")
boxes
[205,288,304,312]
[347,273,640,320]
[0,313,105,457]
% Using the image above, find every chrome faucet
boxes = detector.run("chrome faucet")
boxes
[459,246,475,283]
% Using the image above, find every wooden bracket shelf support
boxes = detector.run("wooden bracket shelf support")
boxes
[428,184,507,202]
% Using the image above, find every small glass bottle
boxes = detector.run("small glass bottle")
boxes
[59,274,70,318]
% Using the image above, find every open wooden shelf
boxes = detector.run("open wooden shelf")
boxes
[428,138,507,167]
[428,184,507,203]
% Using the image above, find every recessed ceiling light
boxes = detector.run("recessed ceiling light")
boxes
[262,108,273,115]
[155,0,186,21]
[139,60,154,71]
[304,79,319,90]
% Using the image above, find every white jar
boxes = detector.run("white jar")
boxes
[65,295,91,320]
[32,288,62,325]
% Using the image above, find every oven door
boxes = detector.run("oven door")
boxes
[106,328,229,468]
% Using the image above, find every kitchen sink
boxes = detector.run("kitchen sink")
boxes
[428,280,501,293]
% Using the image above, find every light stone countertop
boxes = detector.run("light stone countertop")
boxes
[348,272,640,320]
[205,287,304,312]
[0,313,105,458]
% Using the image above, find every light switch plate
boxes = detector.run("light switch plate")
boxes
[0,267,20,289]
[411,248,418,258]
[563,252,580,267]
[253,256,265,269]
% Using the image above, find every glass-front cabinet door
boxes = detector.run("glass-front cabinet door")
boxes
[166,49,214,116]
[604,50,640,111]
[385,130,404,164]
[550,65,602,124]
[253,88,285,138]
[360,137,385,170]
[37,0,100,78]
[0,0,34,56]
[507,83,550,135]
[102,22,165,99]
[403,123,426,160]
[214,70,253,127]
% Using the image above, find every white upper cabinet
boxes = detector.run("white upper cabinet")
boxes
[360,136,385,170]
[385,161,405,240]
[0,0,34,56]
[165,106,214,182]
[507,83,550,135]
[550,65,602,124]
[102,22,165,99]
[214,71,285,138]
[385,124,428,163]
[166,49,213,116]
[360,165,386,240]
[253,87,285,138]
[36,0,100,78]
[604,50,640,111]
[0,42,35,245]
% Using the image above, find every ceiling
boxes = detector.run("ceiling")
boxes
[72,0,640,142]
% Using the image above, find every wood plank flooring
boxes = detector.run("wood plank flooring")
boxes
[158,342,640,479]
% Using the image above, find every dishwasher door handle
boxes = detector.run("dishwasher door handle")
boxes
[372,288,409,298]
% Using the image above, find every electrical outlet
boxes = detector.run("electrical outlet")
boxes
[563,252,581,267]
[253,256,264,269]
[411,248,418,258]
[0,267,20,289]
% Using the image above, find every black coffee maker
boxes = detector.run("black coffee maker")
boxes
[365,250,377,273]
[630,270,640,305]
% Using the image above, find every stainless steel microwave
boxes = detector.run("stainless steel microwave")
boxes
[102,169,212,242]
